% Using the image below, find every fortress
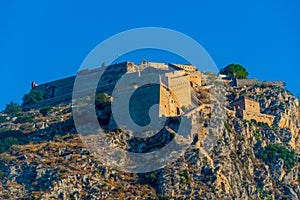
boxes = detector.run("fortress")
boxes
[24,60,202,118]
[24,60,275,126]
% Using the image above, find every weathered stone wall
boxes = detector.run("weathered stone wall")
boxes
[22,93,72,111]
[25,62,130,110]
[241,110,274,126]
[234,78,259,87]
[147,62,169,70]
[231,97,246,111]
[32,76,76,99]
[169,63,197,72]
[234,79,285,89]
[232,97,275,125]
[128,84,160,126]
[162,71,191,108]
[232,97,260,113]
[160,85,181,117]
[188,71,202,86]
[24,61,197,115]
[244,98,260,113]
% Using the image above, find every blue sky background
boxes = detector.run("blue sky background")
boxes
[0,1,299,110]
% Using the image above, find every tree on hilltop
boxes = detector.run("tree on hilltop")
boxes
[220,64,248,79]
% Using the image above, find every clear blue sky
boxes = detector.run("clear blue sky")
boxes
[1,1,299,110]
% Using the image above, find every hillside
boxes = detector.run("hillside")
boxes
[0,77,300,199]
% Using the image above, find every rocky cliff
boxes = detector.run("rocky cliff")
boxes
[0,82,299,199]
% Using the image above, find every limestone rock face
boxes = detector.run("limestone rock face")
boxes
[0,82,300,199]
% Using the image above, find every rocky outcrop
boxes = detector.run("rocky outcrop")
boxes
[0,82,299,199]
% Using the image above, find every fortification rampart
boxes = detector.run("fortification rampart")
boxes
[234,78,285,89]
[232,96,275,125]
[22,93,72,110]
[239,110,275,126]
[234,78,259,87]
[24,62,130,110]
[23,61,198,114]
[169,63,197,72]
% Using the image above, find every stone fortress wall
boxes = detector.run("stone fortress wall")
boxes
[159,84,181,117]
[24,60,277,127]
[234,78,259,87]
[233,78,285,89]
[161,70,191,108]
[169,63,197,72]
[231,96,275,126]
[240,110,274,126]
[24,62,130,110]
[24,61,202,118]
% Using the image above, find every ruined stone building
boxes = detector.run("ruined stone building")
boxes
[231,96,275,126]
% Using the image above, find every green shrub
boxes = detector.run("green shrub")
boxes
[256,186,263,197]
[14,114,34,124]
[61,107,71,114]
[260,144,297,170]
[257,122,268,127]
[180,169,191,185]
[95,93,110,110]
[265,194,274,200]
[253,130,260,140]
[0,171,6,179]
[40,106,53,116]
[144,172,158,183]
[224,121,231,132]
[114,127,122,133]
[250,119,257,125]
[3,102,22,117]
[170,131,176,140]
[140,171,159,186]
[22,90,45,105]
[0,116,7,123]
[244,161,249,168]
[181,106,188,112]
[270,125,276,131]
[0,137,19,153]
[158,195,170,200]
[220,64,248,79]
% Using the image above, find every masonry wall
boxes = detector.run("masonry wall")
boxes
[162,71,191,108]
[244,98,260,113]
[24,61,197,113]
[24,62,130,110]
[235,78,259,87]
[169,64,197,72]
[231,98,246,111]
[232,97,260,113]
[159,85,181,117]
[22,93,72,110]
[242,110,275,126]
[128,84,160,127]
[32,76,76,99]
[232,97,275,126]
[188,71,202,86]
[147,62,169,70]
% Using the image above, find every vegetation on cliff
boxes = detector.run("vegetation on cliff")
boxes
[260,144,297,170]
[0,74,299,199]
[220,64,249,79]
[22,90,45,105]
